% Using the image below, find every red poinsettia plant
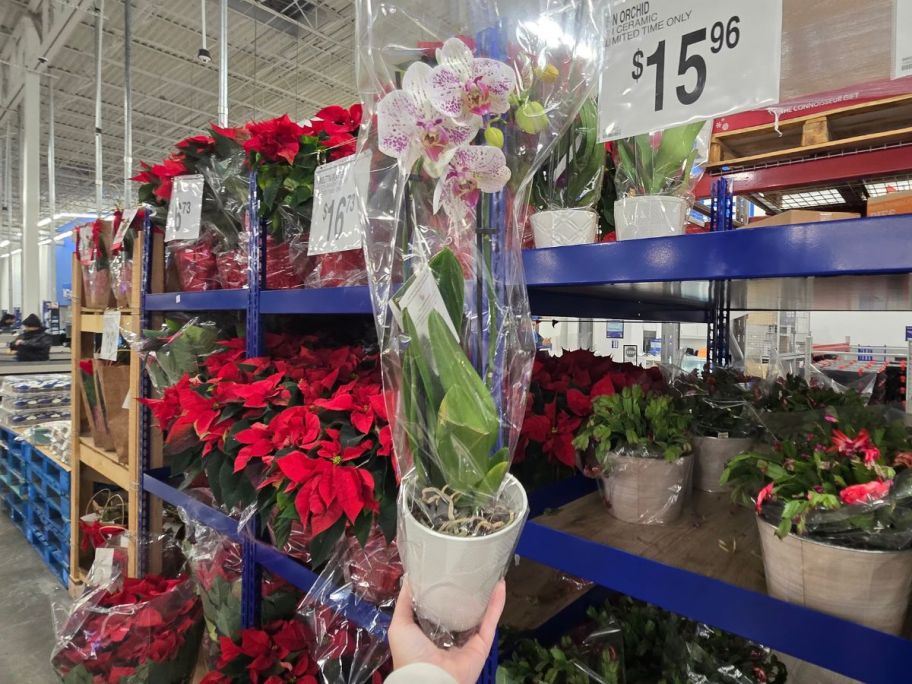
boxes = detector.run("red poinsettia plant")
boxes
[723,402,912,549]
[200,619,321,684]
[142,332,397,567]
[514,349,667,487]
[51,573,203,683]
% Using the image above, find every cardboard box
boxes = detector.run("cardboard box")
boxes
[748,210,860,228]
[867,190,912,217]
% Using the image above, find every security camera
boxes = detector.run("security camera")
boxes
[197,47,211,65]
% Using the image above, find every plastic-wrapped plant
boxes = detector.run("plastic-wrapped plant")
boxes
[358,0,606,645]
[530,98,606,247]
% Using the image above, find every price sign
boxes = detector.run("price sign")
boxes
[598,0,782,141]
[112,208,138,251]
[308,153,371,256]
[165,175,204,242]
[896,0,912,79]
[99,310,122,361]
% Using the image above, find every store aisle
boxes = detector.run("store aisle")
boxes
[0,511,69,683]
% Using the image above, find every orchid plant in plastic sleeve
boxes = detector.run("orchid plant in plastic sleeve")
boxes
[356,0,606,645]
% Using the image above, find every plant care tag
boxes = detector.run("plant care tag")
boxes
[112,208,138,251]
[598,0,782,140]
[77,223,94,266]
[91,547,116,587]
[308,152,371,256]
[121,388,132,411]
[718,431,729,439]
[165,175,204,242]
[99,310,122,361]
[390,267,459,342]
[895,0,912,79]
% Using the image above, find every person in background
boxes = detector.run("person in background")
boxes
[386,580,506,684]
[8,314,53,362]
[0,313,15,331]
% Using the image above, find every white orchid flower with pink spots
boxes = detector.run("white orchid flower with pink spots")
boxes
[434,145,511,220]
[428,38,517,127]
[377,61,477,172]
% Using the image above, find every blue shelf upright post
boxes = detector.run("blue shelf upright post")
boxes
[708,177,734,367]
[138,209,154,574]
[241,171,264,629]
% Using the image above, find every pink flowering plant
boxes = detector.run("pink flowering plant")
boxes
[722,403,912,549]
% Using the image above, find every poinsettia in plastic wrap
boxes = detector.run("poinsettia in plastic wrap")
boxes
[245,107,364,290]
[142,333,398,567]
[109,208,140,308]
[51,571,203,683]
[183,514,302,669]
[514,349,668,488]
[132,127,248,292]
[76,218,115,309]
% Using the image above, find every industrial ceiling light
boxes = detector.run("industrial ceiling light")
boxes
[198,0,212,64]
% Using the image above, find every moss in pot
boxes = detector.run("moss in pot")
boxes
[574,385,692,524]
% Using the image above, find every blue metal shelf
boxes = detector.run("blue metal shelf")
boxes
[145,289,248,311]
[142,468,241,542]
[516,521,912,684]
[260,286,372,314]
[144,215,912,318]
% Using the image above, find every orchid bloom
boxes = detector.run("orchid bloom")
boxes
[377,62,476,171]
[428,37,516,126]
[434,145,511,220]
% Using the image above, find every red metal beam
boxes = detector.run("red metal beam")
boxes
[695,145,912,198]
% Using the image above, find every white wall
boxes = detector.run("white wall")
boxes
[809,312,912,347]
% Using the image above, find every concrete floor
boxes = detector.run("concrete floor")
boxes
[0,509,69,683]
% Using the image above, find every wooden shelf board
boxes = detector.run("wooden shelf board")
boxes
[78,435,130,489]
[80,311,133,334]
[507,491,765,630]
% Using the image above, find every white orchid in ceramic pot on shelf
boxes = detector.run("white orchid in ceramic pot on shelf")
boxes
[356,0,607,646]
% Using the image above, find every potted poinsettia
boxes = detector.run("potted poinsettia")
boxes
[530,98,606,247]
[675,368,760,493]
[722,403,912,634]
[612,121,710,240]
[574,385,692,524]
[358,2,605,644]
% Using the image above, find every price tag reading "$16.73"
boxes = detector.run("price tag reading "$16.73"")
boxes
[308,153,371,256]
[599,0,783,141]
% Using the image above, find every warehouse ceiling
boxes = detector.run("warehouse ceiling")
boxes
[0,0,358,244]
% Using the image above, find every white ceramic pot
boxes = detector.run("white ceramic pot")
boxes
[614,196,689,240]
[531,209,598,247]
[600,453,692,524]
[692,436,754,493]
[757,518,912,634]
[399,472,528,637]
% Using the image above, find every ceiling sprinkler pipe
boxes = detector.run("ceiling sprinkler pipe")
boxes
[218,0,228,125]
[198,0,211,64]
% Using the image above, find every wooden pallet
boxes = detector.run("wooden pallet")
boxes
[708,95,912,170]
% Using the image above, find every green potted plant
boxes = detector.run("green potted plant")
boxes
[722,403,912,634]
[612,121,709,240]
[360,3,605,644]
[676,368,760,492]
[530,98,606,247]
[574,385,692,524]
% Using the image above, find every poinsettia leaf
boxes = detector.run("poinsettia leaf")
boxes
[62,665,95,684]
[205,453,227,505]
[261,588,300,623]
[309,517,346,568]
[378,493,397,543]
[352,509,373,547]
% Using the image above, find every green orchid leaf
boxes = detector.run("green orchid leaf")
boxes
[429,248,465,332]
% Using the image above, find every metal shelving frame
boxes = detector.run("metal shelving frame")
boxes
[138,142,912,682]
